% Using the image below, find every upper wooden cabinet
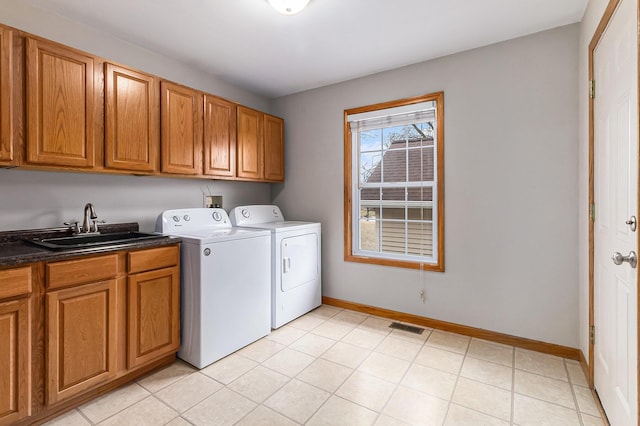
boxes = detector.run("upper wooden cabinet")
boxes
[236,106,264,180]
[264,114,284,182]
[0,26,14,166]
[203,95,236,178]
[25,38,96,168]
[236,107,284,182]
[105,63,159,172]
[160,81,202,175]
[0,28,284,181]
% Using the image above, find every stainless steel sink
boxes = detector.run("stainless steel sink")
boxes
[26,231,168,250]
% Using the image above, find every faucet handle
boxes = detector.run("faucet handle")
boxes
[64,220,81,234]
[91,220,106,233]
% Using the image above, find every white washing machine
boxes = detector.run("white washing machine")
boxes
[229,205,321,329]
[156,208,271,368]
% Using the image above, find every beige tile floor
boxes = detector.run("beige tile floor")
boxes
[45,305,605,426]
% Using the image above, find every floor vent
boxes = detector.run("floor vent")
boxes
[389,322,424,335]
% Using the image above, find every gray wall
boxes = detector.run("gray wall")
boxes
[271,25,580,347]
[0,1,272,232]
[0,0,268,109]
[0,170,270,232]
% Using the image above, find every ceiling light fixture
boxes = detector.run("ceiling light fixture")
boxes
[267,0,310,15]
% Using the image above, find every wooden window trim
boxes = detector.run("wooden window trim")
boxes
[343,91,445,271]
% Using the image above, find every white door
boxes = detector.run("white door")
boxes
[593,0,638,424]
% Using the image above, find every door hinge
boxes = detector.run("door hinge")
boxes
[590,325,595,344]
[589,79,595,99]
[590,203,596,222]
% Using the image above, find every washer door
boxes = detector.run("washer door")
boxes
[281,233,318,292]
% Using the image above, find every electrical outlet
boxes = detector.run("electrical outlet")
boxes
[204,195,223,208]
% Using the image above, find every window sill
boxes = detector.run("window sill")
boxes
[344,253,444,272]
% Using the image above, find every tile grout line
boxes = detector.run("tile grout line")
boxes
[145,394,183,425]
[164,370,226,414]
[96,394,163,426]
[442,338,520,425]
[211,351,298,425]
[286,313,346,425]
[297,311,377,424]
[300,313,430,423]
[565,358,586,426]
[175,413,197,426]
[511,345,516,425]
[374,326,434,424]
[76,407,95,426]
[78,384,153,425]
[136,362,202,424]
[441,335,470,425]
[353,316,396,425]
[159,366,237,417]
[242,330,305,424]
[256,310,377,424]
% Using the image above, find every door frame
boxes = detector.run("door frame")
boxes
[588,0,640,421]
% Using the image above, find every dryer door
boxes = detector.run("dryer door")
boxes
[281,232,319,292]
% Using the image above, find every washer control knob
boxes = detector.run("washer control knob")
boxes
[242,208,250,218]
[183,215,190,221]
[172,215,180,222]
[203,248,211,256]
[212,211,222,221]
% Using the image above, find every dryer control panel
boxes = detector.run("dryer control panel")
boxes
[156,208,230,233]
[229,205,284,226]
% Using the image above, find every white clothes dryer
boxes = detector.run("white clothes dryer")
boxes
[156,208,271,368]
[229,205,321,329]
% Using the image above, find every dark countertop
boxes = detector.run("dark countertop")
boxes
[0,223,181,267]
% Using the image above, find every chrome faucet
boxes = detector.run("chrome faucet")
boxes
[82,203,98,234]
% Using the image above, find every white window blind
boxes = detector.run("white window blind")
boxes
[347,103,436,131]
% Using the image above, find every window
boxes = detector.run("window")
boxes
[344,92,444,271]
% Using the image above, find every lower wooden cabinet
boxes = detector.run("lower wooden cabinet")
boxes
[46,279,119,404]
[128,266,180,368]
[42,244,179,410]
[0,244,180,422]
[0,298,30,425]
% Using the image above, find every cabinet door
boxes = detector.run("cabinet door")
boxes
[0,299,30,424]
[26,38,95,167]
[160,81,202,175]
[105,63,159,172]
[128,267,179,369]
[236,106,263,180]
[0,26,14,166]
[264,114,284,182]
[203,95,236,177]
[46,280,118,404]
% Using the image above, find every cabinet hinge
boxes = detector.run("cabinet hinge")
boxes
[590,325,595,344]
[589,79,596,99]
[590,203,596,222]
